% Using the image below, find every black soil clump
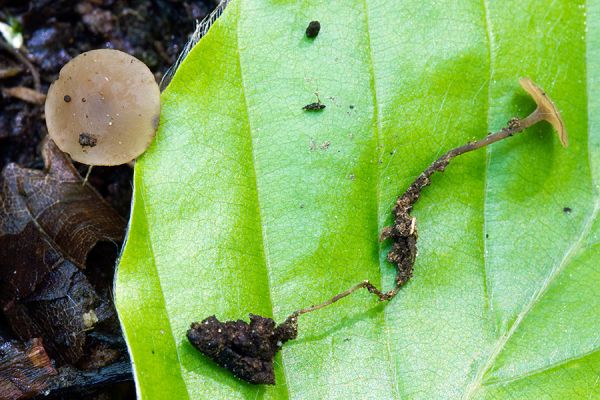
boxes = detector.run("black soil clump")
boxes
[79,132,97,147]
[305,21,320,38]
[187,314,297,385]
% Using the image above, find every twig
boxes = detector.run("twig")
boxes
[43,360,132,397]
[0,38,41,92]
[82,165,94,187]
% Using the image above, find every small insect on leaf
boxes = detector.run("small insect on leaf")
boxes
[303,102,326,111]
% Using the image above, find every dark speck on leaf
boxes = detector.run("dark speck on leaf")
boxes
[305,20,320,38]
[563,207,572,213]
[79,132,97,148]
[303,102,326,111]
[349,105,354,109]
[187,314,297,385]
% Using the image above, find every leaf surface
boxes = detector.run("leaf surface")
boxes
[115,0,600,398]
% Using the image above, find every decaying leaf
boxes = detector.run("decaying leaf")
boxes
[0,138,125,365]
[0,337,56,400]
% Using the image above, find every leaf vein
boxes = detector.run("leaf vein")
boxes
[235,1,291,396]
[139,182,191,400]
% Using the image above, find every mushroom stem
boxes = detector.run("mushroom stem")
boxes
[289,280,389,319]
[519,108,547,130]
[282,121,536,321]
[424,118,527,171]
[285,77,568,322]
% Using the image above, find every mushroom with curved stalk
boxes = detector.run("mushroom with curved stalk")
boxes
[292,77,570,310]
[44,49,161,166]
[187,77,570,385]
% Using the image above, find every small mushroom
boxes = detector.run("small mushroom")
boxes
[45,49,161,165]
[518,77,568,147]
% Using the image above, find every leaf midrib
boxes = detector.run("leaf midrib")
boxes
[139,182,191,400]
[481,0,494,322]
[361,0,403,397]
[233,0,399,396]
[234,1,290,396]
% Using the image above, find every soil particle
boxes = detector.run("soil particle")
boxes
[187,314,298,385]
[563,207,572,213]
[79,132,97,148]
[305,21,320,39]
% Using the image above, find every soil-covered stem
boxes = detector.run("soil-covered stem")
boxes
[288,114,541,320]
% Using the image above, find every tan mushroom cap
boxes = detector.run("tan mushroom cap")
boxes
[45,49,161,165]
[519,77,568,148]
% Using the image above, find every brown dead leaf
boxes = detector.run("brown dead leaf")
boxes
[0,337,57,400]
[0,138,125,364]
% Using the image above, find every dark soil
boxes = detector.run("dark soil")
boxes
[0,0,217,398]
[187,315,298,385]
[305,20,320,38]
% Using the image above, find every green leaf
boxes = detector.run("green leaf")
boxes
[115,0,600,398]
